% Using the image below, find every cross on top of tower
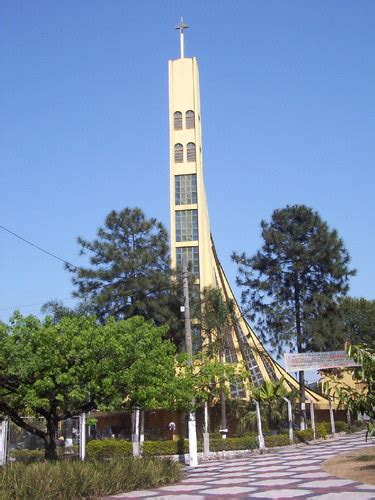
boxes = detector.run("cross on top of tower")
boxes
[175,17,189,59]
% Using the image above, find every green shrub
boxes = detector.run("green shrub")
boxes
[295,429,315,442]
[264,434,290,447]
[210,436,258,452]
[86,439,132,460]
[316,422,331,438]
[335,420,348,433]
[143,439,190,456]
[0,457,182,499]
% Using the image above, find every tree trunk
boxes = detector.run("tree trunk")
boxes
[44,417,58,460]
[294,278,307,430]
[299,370,307,430]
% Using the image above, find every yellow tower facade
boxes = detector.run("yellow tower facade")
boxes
[168,28,329,408]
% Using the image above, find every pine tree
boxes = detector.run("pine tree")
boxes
[67,208,179,328]
[232,205,355,421]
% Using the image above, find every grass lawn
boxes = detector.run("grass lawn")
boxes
[323,445,375,485]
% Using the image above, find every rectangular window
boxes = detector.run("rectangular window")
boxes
[176,246,199,277]
[192,326,201,354]
[175,174,197,205]
[175,210,198,242]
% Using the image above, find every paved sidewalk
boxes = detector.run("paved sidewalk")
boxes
[109,432,375,499]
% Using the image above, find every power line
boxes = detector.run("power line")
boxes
[0,225,78,270]
[0,297,76,312]
[0,224,175,314]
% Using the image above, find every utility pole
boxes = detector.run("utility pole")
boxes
[181,262,198,467]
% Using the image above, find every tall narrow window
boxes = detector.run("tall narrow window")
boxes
[186,142,196,162]
[185,110,195,129]
[174,143,183,163]
[174,111,182,130]
[175,209,198,242]
[175,174,197,205]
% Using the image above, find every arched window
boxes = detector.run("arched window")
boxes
[186,142,196,162]
[174,111,182,130]
[186,110,195,129]
[174,143,183,163]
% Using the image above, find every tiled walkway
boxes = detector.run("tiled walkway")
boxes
[110,432,375,499]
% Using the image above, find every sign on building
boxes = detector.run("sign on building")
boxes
[284,351,359,372]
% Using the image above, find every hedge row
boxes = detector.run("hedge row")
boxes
[9,421,364,463]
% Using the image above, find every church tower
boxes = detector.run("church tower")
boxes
[168,21,328,407]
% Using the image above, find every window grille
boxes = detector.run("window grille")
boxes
[237,327,264,386]
[175,174,197,205]
[230,381,246,398]
[175,210,198,242]
[192,326,201,354]
[185,110,195,129]
[174,111,182,130]
[262,356,277,381]
[186,142,196,162]
[176,246,200,277]
[174,143,183,163]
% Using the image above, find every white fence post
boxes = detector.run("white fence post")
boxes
[79,413,86,461]
[283,397,294,444]
[307,398,316,440]
[329,399,336,436]
[0,418,8,466]
[203,402,210,457]
[132,408,140,458]
[188,411,198,466]
[254,400,265,449]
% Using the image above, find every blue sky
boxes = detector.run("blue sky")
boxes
[1,1,374,329]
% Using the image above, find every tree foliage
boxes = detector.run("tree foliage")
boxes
[322,343,374,417]
[0,312,236,459]
[67,208,179,329]
[335,297,375,347]
[0,314,180,459]
[232,205,355,357]
[200,286,235,357]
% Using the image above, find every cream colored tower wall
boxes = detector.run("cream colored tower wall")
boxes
[168,53,330,410]
[168,57,215,290]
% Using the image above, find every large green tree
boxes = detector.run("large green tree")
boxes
[66,208,179,329]
[0,313,236,460]
[232,205,355,418]
[0,314,180,459]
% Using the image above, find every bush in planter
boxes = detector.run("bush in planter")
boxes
[86,439,132,460]
[210,436,258,452]
[264,434,290,447]
[295,429,315,442]
[335,421,348,433]
[316,422,331,438]
[143,439,192,456]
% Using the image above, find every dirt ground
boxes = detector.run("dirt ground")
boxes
[323,445,375,485]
